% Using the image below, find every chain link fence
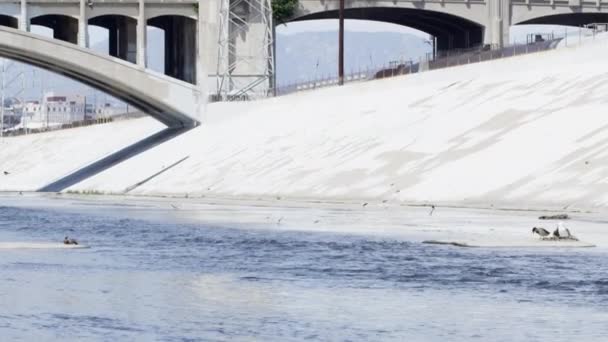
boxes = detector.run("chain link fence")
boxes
[273,37,567,97]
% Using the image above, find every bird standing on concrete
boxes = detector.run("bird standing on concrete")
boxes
[532,227,551,239]
[553,221,576,240]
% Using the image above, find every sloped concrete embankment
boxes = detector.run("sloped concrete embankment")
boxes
[4,38,608,211]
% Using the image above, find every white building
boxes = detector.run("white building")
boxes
[17,92,126,130]
[20,92,86,128]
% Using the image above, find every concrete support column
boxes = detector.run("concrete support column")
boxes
[137,0,146,67]
[109,24,118,56]
[163,17,196,84]
[78,0,88,47]
[182,19,197,84]
[107,18,137,63]
[198,0,220,95]
[485,0,511,47]
[55,18,78,44]
[122,19,137,63]
[501,0,511,46]
[19,0,28,31]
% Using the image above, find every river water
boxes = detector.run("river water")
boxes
[1,202,608,341]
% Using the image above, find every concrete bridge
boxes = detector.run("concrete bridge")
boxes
[0,0,604,124]
[0,0,275,191]
[288,0,608,51]
[0,25,200,127]
[0,0,274,127]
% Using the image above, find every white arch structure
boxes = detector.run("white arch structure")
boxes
[0,26,201,127]
[290,0,608,48]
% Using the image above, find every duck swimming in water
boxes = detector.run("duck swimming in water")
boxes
[63,236,78,245]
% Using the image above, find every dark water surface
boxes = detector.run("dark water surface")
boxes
[1,205,608,341]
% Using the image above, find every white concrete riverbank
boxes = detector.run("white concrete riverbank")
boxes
[3,35,608,212]
[0,193,605,249]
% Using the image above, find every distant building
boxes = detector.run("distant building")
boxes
[19,92,85,127]
[16,92,123,129]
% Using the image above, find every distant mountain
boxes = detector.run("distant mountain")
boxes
[275,30,430,85]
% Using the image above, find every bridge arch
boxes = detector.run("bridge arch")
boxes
[0,26,199,128]
[147,15,197,84]
[146,6,197,21]
[31,14,78,44]
[288,7,485,51]
[87,6,138,20]
[89,14,137,63]
[0,15,18,29]
[514,12,608,27]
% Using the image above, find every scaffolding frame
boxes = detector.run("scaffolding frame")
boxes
[216,0,274,101]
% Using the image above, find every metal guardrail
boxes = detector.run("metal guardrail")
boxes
[428,39,561,70]
[273,38,563,97]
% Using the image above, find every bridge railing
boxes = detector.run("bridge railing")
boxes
[427,39,561,71]
[272,37,569,97]
[271,23,608,96]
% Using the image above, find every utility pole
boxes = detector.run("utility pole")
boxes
[21,66,25,134]
[1,59,5,138]
[338,0,344,86]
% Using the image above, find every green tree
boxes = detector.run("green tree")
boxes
[272,0,298,24]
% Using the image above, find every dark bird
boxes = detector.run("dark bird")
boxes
[362,202,368,207]
[532,227,551,238]
[63,236,78,245]
[553,222,575,240]
[3,171,9,175]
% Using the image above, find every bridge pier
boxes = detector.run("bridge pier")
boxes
[137,0,146,67]
[8,0,273,100]
[485,0,511,48]
[89,16,137,64]
[197,0,220,96]
[148,15,197,84]
[19,0,27,31]
[78,0,87,47]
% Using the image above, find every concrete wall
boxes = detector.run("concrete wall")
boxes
[0,118,164,191]
[1,34,608,211]
[71,35,608,210]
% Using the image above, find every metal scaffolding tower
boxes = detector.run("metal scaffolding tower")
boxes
[216,0,274,101]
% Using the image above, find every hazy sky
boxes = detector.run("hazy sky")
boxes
[277,19,430,37]
[277,19,578,44]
